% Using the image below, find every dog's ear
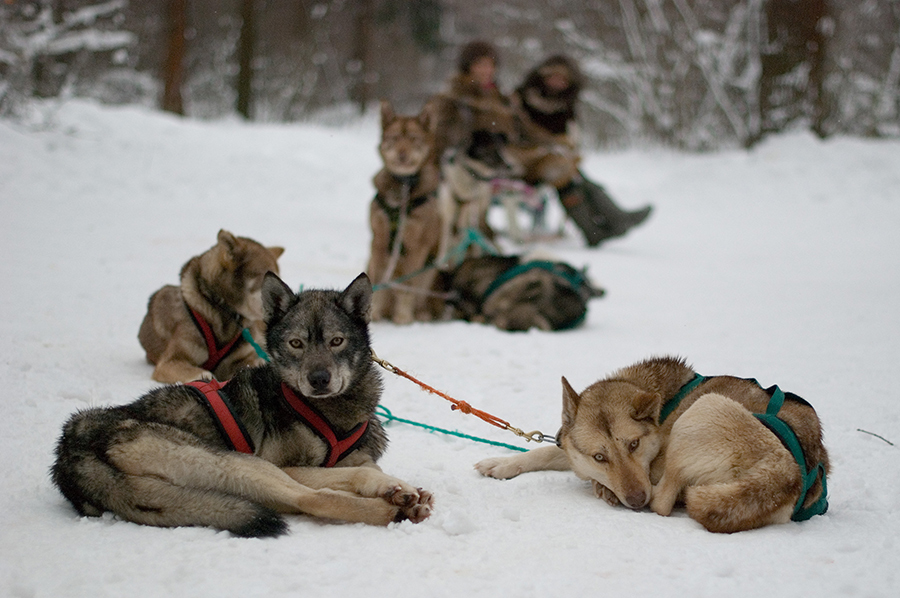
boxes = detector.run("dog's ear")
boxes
[216,229,239,268]
[561,376,580,428]
[631,390,662,424]
[262,271,295,323]
[339,273,373,323]
[380,100,395,127]
[217,229,238,250]
[268,246,285,260]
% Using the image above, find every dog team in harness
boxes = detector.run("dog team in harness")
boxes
[365,41,652,330]
[50,40,829,538]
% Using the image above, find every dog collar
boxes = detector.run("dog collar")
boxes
[374,191,432,217]
[186,303,244,372]
[280,383,369,467]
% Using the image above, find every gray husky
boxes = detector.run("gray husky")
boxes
[52,273,433,537]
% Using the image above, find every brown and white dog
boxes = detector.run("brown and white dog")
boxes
[138,229,283,383]
[476,356,829,533]
[367,101,443,324]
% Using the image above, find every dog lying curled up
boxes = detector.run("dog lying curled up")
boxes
[476,356,829,533]
[138,229,284,384]
[54,272,433,536]
[441,255,604,331]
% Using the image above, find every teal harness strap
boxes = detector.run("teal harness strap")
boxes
[661,374,828,522]
[753,386,829,521]
[659,373,706,424]
[480,260,595,330]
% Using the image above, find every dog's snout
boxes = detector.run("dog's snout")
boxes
[308,370,331,392]
[625,490,648,509]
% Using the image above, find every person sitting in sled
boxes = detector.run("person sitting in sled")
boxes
[514,54,653,246]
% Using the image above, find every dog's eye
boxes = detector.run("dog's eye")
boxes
[330,336,344,348]
[289,339,304,349]
[593,453,606,463]
[628,439,640,453]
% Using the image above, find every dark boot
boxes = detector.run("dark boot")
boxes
[558,183,617,247]
[581,176,652,236]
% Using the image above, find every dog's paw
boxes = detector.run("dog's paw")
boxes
[474,457,522,480]
[394,488,434,524]
[198,370,215,381]
[592,480,620,506]
[382,483,430,509]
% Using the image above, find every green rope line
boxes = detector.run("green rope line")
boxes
[234,336,525,453]
[242,328,271,362]
[376,405,527,452]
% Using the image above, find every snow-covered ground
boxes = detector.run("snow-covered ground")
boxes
[1,101,898,597]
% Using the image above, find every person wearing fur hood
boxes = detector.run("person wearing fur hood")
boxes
[430,41,519,161]
[515,55,652,246]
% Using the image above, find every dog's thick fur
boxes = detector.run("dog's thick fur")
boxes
[54,273,433,536]
[475,356,829,533]
[138,229,284,383]
[367,101,443,324]
[443,255,603,331]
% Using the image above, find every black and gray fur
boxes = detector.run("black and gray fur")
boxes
[442,255,604,332]
[52,273,432,537]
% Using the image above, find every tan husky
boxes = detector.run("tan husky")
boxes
[367,100,443,324]
[138,229,284,383]
[476,356,829,533]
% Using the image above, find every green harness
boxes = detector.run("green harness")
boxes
[661,374,829,521]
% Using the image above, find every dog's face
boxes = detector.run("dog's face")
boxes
[200,230,284,320]
[558,377,663,509]
[262,272,372,398]
[378,101,435,177]
[198,229,284,321]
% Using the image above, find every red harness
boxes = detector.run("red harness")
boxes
[185,379,369,467]
[186,305,243,372]
[185,379,255,454]
[280,383,369,467]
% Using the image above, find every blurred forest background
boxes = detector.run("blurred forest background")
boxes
[1,0,898,149]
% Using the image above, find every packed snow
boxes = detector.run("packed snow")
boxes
[1,100,898,597]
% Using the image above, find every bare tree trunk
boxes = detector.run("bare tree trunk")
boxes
[161,0,186,115]
[808,0,828,138]
[236,0,256,120]
[350,0,372,115]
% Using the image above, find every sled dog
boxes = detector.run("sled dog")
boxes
[138,229,284,383]
[367,100,443,324]
[475,356,829,533]
[443,254,603,331]
[54,273,433,537]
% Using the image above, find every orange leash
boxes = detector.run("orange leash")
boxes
[371,350,555,444]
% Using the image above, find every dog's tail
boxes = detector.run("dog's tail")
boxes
[52,409,288,538]
[683,462,801,533]
[110,477,289,537]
